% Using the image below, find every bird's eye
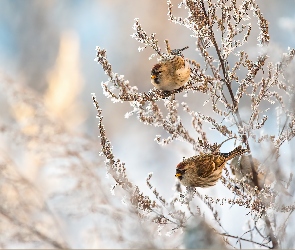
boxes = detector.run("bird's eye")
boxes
[151,75,156,79]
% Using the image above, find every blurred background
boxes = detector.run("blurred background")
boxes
[0,0,295,248]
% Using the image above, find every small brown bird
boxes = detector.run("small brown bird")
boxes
[175,146,248,187]
[151,54,190,91]
[230,155,270,188]
[230,155,292,194]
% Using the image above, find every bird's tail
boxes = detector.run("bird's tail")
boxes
[221,146,248,161]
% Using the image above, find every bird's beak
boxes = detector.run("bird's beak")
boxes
[151,75,156,79]
[175,173,182,178]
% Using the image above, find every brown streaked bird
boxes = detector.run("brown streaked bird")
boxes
[230,155,270,188]
[175,146,248,188]
[230,155,292,196]
[151,55,190,91]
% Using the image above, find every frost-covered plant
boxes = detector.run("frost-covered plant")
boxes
[94,0,295,248]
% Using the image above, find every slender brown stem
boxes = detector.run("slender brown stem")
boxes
[199,0,259,187]
[221,233,271,248]
[199,0,279,248]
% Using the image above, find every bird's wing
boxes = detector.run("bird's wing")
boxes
[196,154,216,178]
[213,154,227,169]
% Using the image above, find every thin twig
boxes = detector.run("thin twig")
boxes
[199,0,278,247]
[221,233,271,248]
